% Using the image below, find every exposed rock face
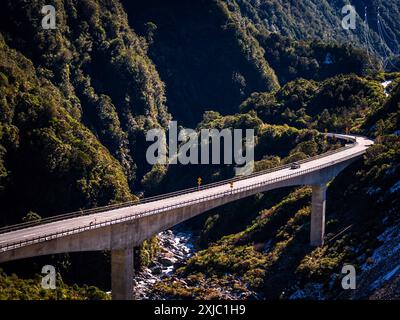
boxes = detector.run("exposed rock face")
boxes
[352,222,400,299]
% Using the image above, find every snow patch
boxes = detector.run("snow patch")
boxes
[381,80,392,89]
[381,80,393,97]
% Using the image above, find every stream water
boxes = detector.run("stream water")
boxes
[132,228,197,299]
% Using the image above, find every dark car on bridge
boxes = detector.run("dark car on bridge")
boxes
[290,162,301,170]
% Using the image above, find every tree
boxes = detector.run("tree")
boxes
[22,211,41,223]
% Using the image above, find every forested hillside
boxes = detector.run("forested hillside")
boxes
[0,0,171,189]
[151,74,400,301]
[122,0,279,126]
[0,35,133,225]
[230,0,400,58]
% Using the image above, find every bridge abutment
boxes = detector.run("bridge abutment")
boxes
[310,183,327,246]
[111,248,134,300]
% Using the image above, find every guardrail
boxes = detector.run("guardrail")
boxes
[0,135,356,235]
[0,146,366,253]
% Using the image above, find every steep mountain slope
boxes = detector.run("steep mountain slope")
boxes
[0,35,133,225]
[0,0,171,186]
[121,0,380,124]
[240,74,386,131]
[0,268,109,300]
[228,0,400,58]
[122,0,279,126]
[256,33,375,84]
[364,81,400,135]
[0,0,399,300]
[150,79,400,300]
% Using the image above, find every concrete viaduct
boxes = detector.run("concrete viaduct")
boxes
[0,134,374,299]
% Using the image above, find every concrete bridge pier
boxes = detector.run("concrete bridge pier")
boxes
[111,247,134,300]
[310,183,327,246]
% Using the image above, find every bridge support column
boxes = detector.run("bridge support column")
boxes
[310,183,327,246]
[111,248,134,300]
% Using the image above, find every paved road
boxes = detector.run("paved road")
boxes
[0,134,373,252]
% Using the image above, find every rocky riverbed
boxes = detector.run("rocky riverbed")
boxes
[133,228,196,299]
[131,227,261,300]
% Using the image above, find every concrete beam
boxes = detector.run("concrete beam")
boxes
[310,183,327,246]
[111,248,134,300]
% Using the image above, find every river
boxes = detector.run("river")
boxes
[133,228,197,299]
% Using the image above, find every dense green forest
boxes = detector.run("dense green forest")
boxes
[0,0,399,299]
[3,0,378,226]
[0,268,109,300]
[0,35,133,224]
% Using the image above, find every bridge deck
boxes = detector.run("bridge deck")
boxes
[0,135,373,252]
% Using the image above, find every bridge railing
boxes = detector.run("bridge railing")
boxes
[0,135,356,235]
[0,147,366,252]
